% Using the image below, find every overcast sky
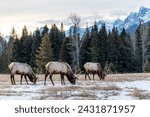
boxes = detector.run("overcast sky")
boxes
[0,0,150,35]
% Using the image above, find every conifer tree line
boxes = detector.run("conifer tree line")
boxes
[1,21,150,74]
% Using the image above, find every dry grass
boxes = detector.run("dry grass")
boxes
[0,90,22,96]
[91,85,122,91]
[130,88,150,99]
[32,94,50,100]
[77,73,150,82]
[33,90,97,100]
[0,73,150,100]
[105,73,150,82]
[37,85,121,100]
[100,86,121,91]
[1,73,150,83]
[103,91,119,99]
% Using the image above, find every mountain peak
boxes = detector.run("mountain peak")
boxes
[65,6,150,36]
[113,19,123,26]
[139,6,149,11]
[139,6,150,17]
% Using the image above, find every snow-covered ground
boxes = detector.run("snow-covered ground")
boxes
[0,74,150,100]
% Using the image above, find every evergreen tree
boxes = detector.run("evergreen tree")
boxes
[106,31,112,63]
[98,23,108,68]
[35,28,42,51]
[60,37,74,67]
[145,24,150,64]
[36,33,53,71]
[12,26,33,64]
[8,27,16,62]
[41,25,49,37]
[23,34,33,64]
[30,28,42,68]
[135,24,143,72]
[0,35,7,73]
[118,28,136,73]
[19,25,29,63]
[66,26,78,70]
[1,27,17,72]
[60,23,65,59]
[80,25,91,70]
[30,38,37,69]
[0,34,6,56]
[90,21,99,62]
[69,27,73,38]
[49,24,62,61]
[19,26,33,64]
[0,53,8,73]
[107,27,120,72]
[141,23,150,72]
[12,36,22,62]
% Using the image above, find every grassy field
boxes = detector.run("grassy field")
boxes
[0,73,150,100]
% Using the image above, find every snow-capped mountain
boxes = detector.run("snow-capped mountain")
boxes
[33,6,150,38]
[123,13,139,29]
[111,6,150,32]
[139,6,150,18]
[66,6,150,36]
[101,6,150,33]
[113,19,124,29]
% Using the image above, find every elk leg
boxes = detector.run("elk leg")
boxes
[63,75,65,85]
[85,72,91,80]
[97,72,102,80]
[85,73,87,80]
[61,74,65,85]
[20,74,23,84]
[24,75,28,84]
[49,74,55,86]
[61,74,63,85]
[100,73,102,80]
[93,73,95,80]
[10,74,14,85]
[87,73,91,80]
[44,71,49,86]
[12,75,16,85]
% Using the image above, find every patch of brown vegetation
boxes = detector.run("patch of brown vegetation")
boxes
[91,85,122,91]
[0,73,150,100]
[1,73,150,83]
[78,73,150,82]
[42,85,81,92]
[130,88,150,99]
[0,90,21,96]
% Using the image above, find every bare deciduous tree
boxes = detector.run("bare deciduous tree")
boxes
[69,13,81,27]
[69,13,81,71]
[141,23,150,72]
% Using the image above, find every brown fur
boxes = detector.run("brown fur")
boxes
[84,62,106,80]
[44,62,76,86]
[9,62,37,85]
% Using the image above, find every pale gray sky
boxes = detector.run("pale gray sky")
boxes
[0,0,150,35]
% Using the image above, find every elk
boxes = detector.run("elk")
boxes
[44,61,76,86]
[84,62,106,80]
[8,62,37,85]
